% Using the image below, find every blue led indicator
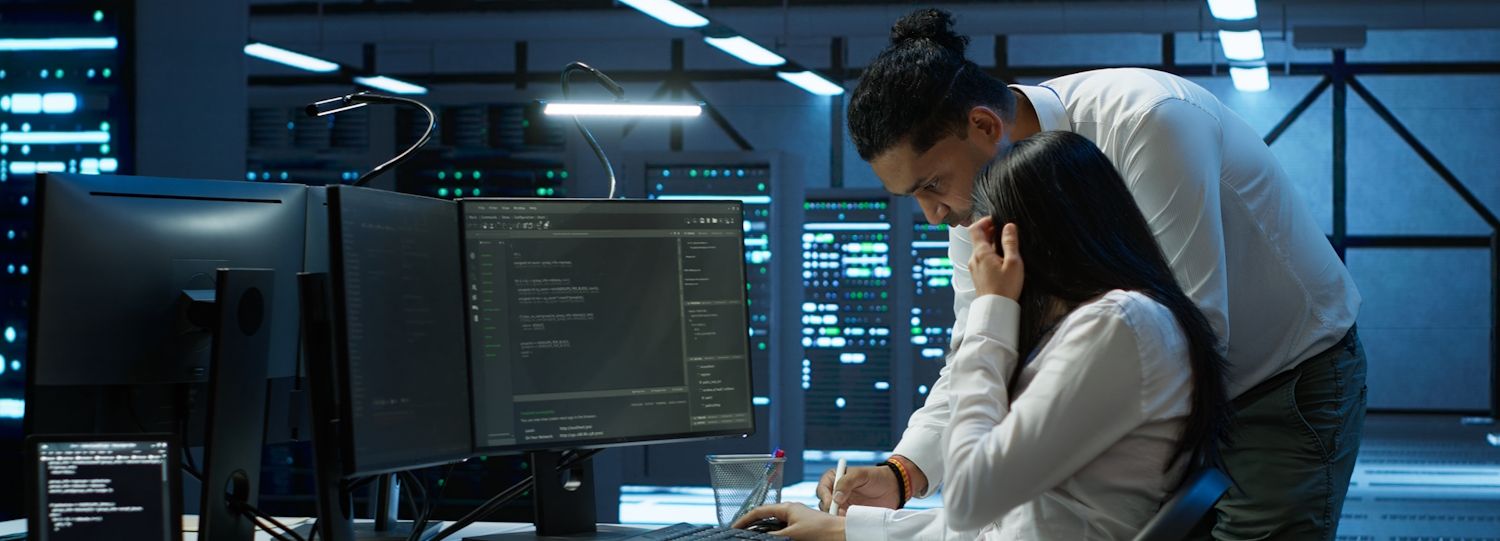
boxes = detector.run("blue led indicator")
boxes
[19,196,28,206]
[5,265,12,274]
[6,230,13,240]
[4,326,15,343]
[87,68,95,78]
[19,264,26,275]
[246,172,256,181]
[100,121,110,132]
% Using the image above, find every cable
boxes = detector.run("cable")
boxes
[561,62,624,199]
[233,500,306,541]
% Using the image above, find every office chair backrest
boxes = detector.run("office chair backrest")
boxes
[1131,467,1232,541]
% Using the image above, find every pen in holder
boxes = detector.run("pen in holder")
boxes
[706,452,786,527]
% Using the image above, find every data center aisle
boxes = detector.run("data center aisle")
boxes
[620,414,1500,537]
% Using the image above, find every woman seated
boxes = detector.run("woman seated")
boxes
[736,131,1233,540]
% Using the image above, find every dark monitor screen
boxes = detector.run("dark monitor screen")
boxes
[327,186,472,476]
[27,435,180,541]
[30,173,307,385]
[460,199,754,452]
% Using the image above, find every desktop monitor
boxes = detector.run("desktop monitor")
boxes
[460,198,756,453]
[26,173,307,436]
[29,173,307,386]
[26,434,182,541]
[324,185,472,477]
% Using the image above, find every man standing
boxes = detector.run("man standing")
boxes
[821,8,1364,540]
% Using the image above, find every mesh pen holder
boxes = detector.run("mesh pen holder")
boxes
[706,454,786,527]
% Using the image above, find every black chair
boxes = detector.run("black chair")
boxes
[1131,467,1232,541]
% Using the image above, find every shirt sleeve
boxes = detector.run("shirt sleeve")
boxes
[844,505,986,541]
[891,225,977,497]
[1117,98,1229,348]
[939,295,1149,532]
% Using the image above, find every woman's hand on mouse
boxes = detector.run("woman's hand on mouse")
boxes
[732,502,844,541]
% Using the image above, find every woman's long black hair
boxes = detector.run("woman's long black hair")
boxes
[972,131,1233,479]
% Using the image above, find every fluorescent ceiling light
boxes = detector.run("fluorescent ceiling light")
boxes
[704,36,786,67]
[542,102,703,117]
[620,0,709,28]
[776,71,844,96]
[1230,66,1270,92]
[354,76,428,95]
[1207,0,1258,21]
[1219,29,1266,61]
[0,37,117,51]
[244,42,340,73]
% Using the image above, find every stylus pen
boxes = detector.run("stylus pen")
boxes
[830,458,847,515]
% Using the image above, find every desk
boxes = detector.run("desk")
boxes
[0,517,567,540]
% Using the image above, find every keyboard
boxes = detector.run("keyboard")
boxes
[622,522,790,540]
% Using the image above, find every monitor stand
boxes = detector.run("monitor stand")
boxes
[195,269,275,541]
[297,272,442,541]
[465,451,648,541]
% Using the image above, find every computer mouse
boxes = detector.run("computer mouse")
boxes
[745,517,788,532]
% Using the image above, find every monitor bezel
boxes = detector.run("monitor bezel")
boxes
[457,197,758,455]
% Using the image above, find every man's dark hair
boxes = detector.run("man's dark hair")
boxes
[972,131,1234,485]
[848,8,1015,161]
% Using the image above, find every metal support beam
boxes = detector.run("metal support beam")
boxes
[670,39,684,151]
[620,83,673,138]
[1161,32,1175,69]
[1332,50,1347,260]
[248,61,1500,88]
[1263,76,1331,146]
[515,41,528,90]
[1343,235,1491,248]
[1345,77,1500,229]
[831,36,846,188]
[679,83,755,151]
[993,35,1014,84]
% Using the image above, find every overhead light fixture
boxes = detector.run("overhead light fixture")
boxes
[244,42,340,73]
[1218,29,1266,61]
[0,37,117,52]
[541,102,703,117]
[354,75,428,95]
[1207,0,1258,21]
[1229,66,1270,92]
[776,71,844,96]
[704,36,786,67]
[619,0,708,28]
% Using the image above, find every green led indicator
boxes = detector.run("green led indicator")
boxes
[758,343,767,350]
[689,169,698,177]
[100,121,110,131]
[103,68,111,78]
[546,170,555,179]
[472,188,481,196]
[473,171,481,179]
[438,171,446,180]
[455,171,464,180]
[55,69,63,78]
[536,187,546,195]
[746,299,752,306]
[93,10,103,22]
[100,144,109,154]
[454,188,464,197]
[560,171,568,179]
[437,188,449,197]
[522,120,530,128]
[758,183,766,192]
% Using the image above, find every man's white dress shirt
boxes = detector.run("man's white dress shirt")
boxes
[848,68,1361,539]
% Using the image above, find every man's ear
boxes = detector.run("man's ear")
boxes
[969,106,1005,146]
